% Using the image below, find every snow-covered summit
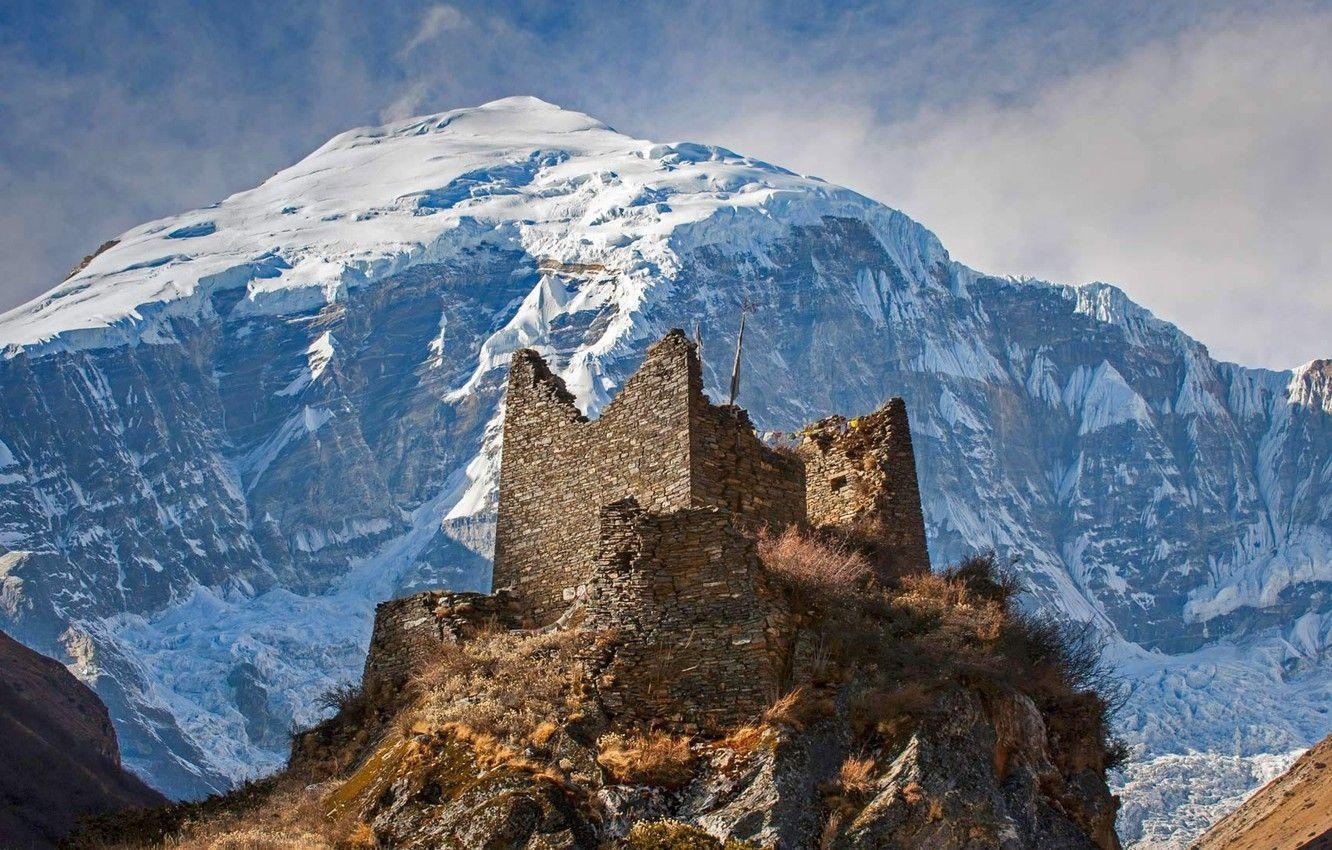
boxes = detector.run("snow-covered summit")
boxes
[0,96,931,357]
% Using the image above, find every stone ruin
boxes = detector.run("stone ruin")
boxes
[361,329,930,729]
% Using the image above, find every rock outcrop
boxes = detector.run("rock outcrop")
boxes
[0,629,164,849]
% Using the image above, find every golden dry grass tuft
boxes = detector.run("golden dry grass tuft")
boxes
[409,628,588,751]
[757,526,872,594]
[836,755,877,798]
[596,731,696,789]
[762,685,833,731]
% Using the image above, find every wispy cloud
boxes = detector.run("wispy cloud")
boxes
[399,4,466,56]
[685,6,1332,367]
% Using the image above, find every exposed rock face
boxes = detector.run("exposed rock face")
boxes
[1193,733,1332,850]
[351,738,597,850]
[0,629,164,848]
[824,689,1117,850]
[308,685,1119,850]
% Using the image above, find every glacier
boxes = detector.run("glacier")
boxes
[0,96,1328,847]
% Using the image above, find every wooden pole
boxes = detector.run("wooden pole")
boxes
[728,312,746,406]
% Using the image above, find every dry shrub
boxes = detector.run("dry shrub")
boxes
[897,571,1006,642]
[596,731,696,788]
[942,552,1023,604]
[757,541,1124,784]
[762,685,831,731]
[718,724,768,757]
[837,756,877,798]
[410,628,586,750]
[95,782,371,850]
[757,526,872,595]
[189,829,334,850]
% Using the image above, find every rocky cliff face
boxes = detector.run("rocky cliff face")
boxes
[0,97,1327,844]
[0,629,165,848]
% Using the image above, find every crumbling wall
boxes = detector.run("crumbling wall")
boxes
[493,330,805,626]
[581,499,791,730]
[690,402,805,531]
[362,590,517,693]
[798,397,930,580]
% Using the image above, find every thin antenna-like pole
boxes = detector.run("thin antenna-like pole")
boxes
[728,312,746,406]
[693,321,703,374]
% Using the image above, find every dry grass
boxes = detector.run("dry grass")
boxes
[718,724,768,757]
[409,628,588,750]
[757,526,872,595]
[762,685,833,731]
[596,731,696,788]
[625,819,759,849]
[836,755,877,798]
[758,532,1126,780]
[81,782,374,850]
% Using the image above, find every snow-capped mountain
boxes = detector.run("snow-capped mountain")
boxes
[0,96,1327,847]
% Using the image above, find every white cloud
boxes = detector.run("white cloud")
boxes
[380,80,434,123]
[690,8,1332,368]
[400,4,466,55]
[5,2,1328,369]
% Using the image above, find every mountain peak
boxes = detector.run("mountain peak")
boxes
[0,97,906,357]
[326,95,613,152]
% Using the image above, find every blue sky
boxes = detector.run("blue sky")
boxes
[1,0,1328,367]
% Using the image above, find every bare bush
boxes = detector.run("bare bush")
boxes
[316,682,366,716]
[757,526,873,593]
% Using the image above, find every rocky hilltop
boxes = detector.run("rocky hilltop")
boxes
[0,97,1327,844]
[76,337,1121,848]
[0,628,164,848]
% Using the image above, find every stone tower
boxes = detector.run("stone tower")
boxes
[363,329,932,723]
[492,329,805,625]
[797,399,931,581]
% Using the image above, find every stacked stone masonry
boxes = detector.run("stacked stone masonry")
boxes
[362,329,930,727]
[362,590,519,693]
[797,399,930,581]
[580,499,792,730]
[493,330,804,626]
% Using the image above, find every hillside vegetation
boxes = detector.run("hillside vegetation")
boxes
[73,538,1123,849]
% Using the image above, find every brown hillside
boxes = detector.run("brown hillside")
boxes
[0,629,165,849]
[1194,734,1332,850]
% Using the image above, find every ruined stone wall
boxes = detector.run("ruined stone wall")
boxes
[690,402,805,532]
[493,330,806,626]
[798,397,930,579]
[582,500,791,730]
[492,335,694,626]
[361,590,517,693]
